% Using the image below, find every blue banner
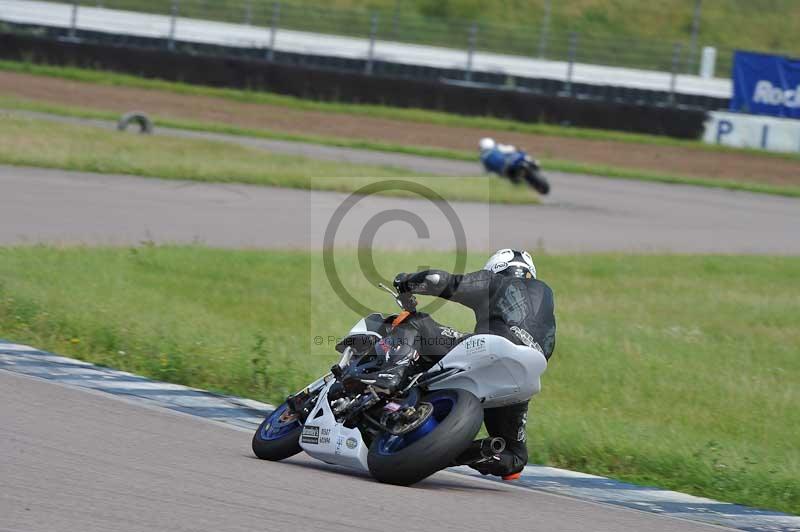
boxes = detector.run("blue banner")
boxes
[730,51,800,119]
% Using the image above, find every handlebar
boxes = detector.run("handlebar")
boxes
[397,292,417,313]
[378,283,417,313]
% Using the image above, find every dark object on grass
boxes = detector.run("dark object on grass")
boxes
[117,112,153,134]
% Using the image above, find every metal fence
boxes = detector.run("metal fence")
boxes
[38,0,800,78]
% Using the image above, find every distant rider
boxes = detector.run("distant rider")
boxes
[479,138,549,194]
[393,249,556,480]
[479,137,519,178]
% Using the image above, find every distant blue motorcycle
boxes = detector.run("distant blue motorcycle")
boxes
[479,138,551,195]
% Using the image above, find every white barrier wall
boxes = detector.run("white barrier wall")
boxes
[703,111,800,153]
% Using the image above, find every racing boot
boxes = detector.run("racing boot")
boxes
[471,401,530,480]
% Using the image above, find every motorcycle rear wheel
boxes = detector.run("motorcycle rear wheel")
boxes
[367,389,483,486]
[252,401,303,461]
[517,166,550,195]
[532,170,551,195]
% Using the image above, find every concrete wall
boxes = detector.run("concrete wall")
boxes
[704,111,800,154]
[0,31,709,139]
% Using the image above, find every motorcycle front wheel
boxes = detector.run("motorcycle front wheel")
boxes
[252,401,303,461]
[367,389,483,486]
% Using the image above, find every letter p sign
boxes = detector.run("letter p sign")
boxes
[716,119,734,143]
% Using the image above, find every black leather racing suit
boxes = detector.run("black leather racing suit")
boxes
[397,268,556,477]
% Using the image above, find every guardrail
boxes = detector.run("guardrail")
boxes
[41,0,735,76]
[0,18,728,111]
[0,31,711,138]
[5,0,736,102]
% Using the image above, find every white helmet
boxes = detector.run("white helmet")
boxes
[479,137,496,151]
[484,249,537,279]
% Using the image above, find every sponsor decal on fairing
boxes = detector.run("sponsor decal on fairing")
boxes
[301,425,320,444]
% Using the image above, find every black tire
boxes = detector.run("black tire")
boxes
[117,112,153,134]
[252,402,303,461]
[525,167,551,195]
[367,389,483,486]
[534,173,551,195]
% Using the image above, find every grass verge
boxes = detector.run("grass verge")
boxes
[4,60,800,162]
[0,245,797,514]
[0,113,536,204]
[5,97,800,198]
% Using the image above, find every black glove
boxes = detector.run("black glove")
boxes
[397,292,417,313]
[393,273,412,294]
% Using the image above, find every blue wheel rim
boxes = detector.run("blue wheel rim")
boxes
[375,392,456,456]
[259,402,300,441]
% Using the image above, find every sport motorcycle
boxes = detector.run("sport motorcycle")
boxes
[252,285,547,485]
[480,148,551,195]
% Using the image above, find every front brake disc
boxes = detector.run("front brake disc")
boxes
[389,402,433,435]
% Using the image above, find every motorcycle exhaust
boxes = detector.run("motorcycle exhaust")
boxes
[453,437,506,466]
[483,436,506,457]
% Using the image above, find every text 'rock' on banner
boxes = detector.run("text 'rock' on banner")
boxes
[730,50,800,119]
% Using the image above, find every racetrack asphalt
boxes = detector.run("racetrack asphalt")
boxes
[0,370,730,532]
[1,161,798,253]
[3,111,798,253]
[0,118,795,532]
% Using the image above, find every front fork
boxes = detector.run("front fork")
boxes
[285,373,331,421]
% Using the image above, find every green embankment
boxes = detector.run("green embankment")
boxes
[0,246,797,514]
[0,114,536,204]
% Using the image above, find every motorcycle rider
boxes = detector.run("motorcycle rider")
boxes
[479,137,519,178]
[478,137,517,175]
[393,249,556,480]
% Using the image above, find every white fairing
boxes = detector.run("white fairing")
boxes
[428,334,547,408]
[299,380,370,471]
[296,333,546,472]
[347,317,370,335]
